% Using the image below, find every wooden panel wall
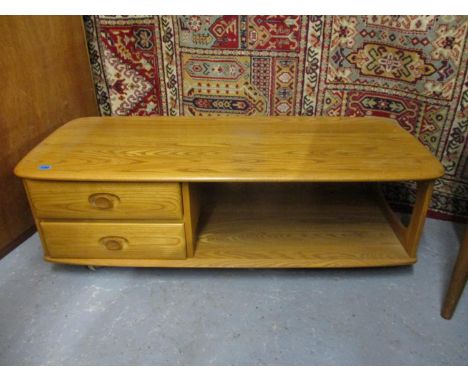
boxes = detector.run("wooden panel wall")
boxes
[0,16,98,258]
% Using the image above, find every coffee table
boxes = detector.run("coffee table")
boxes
[15,117,444,268]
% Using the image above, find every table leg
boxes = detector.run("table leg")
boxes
[376,180,434,259]
[405,180,434,258]
[442,227,468,319]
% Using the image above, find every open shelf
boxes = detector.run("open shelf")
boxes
[192,183,413,268]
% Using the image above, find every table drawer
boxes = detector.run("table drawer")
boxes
[26,181,182,220]
[41,221,186,260]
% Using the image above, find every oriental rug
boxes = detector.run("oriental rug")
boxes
[84,15,468,221]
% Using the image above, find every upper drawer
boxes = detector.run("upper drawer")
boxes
[26,181,182,220]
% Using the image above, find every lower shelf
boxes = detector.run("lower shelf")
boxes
[45,183,414,268]
[196,183,412,267]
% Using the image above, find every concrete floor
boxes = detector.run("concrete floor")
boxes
[0,218,467,365]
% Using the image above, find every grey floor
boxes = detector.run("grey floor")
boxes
[0,218,467,365]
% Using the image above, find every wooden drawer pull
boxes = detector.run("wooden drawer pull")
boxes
[88,193,120,210]
[99,236,128,251]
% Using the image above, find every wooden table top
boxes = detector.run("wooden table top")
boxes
[15,116,444,182]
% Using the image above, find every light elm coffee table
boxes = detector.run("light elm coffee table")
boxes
[15,117,443,268]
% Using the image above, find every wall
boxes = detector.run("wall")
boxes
[0,16,98,257]
[84,16,468,221]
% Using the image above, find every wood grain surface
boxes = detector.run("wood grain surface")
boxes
[194,183,412,267]
[15,116,444,183]
[43,184,415,268]
[375,181,434,258]
[0,16,97,257]
[182,183,201,257]
[26,180,183,220]
[41,221,186,260]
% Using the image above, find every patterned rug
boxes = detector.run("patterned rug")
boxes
[84,15,468,221]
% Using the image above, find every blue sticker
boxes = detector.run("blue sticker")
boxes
[38,164,52,170]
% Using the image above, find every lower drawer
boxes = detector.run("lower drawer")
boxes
[41,221,186,260]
